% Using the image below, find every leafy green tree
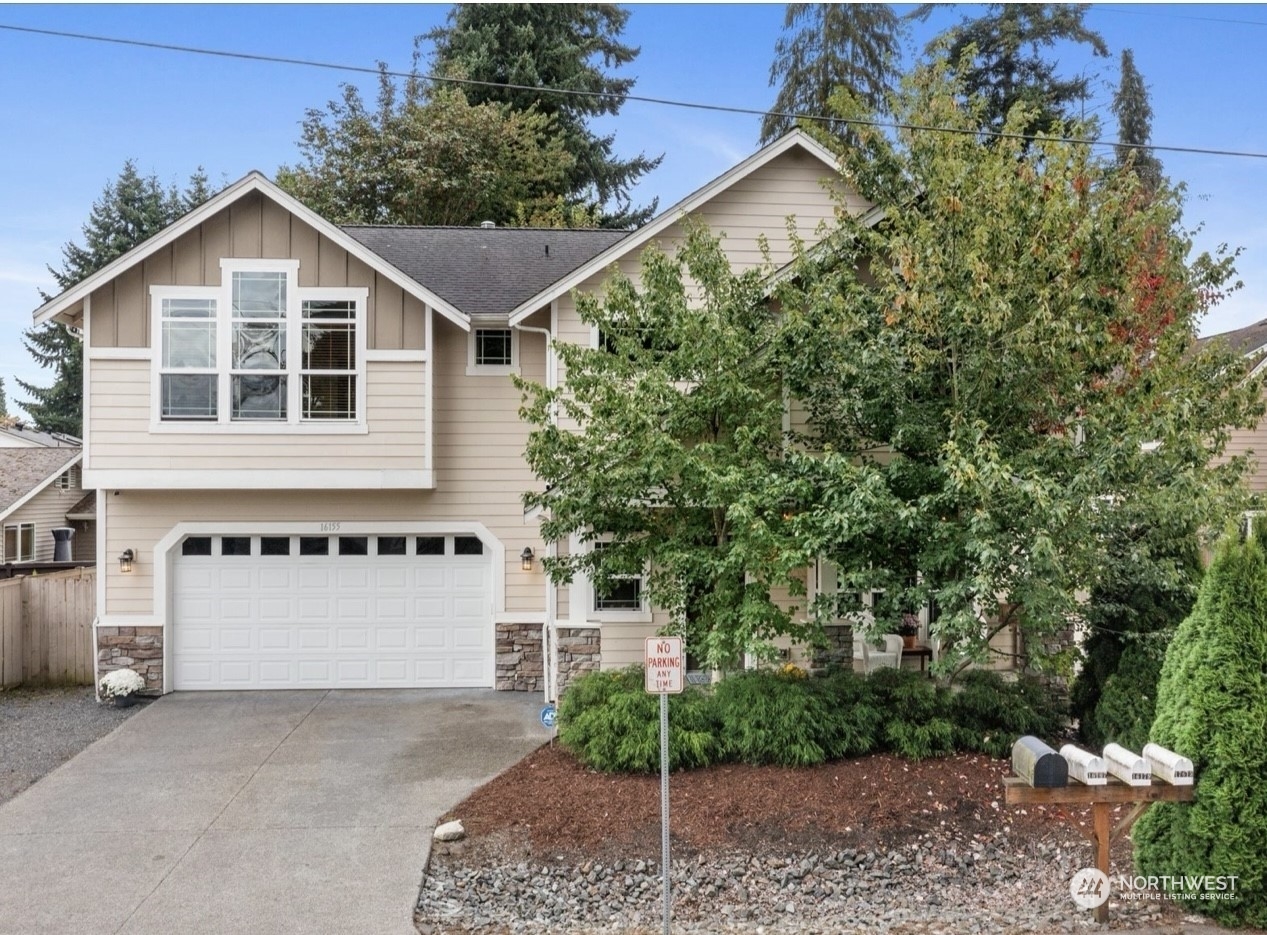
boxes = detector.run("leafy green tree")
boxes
[1133,531,1267,927]
[761,3,905,144]
[517,226,812,669]
[1112,48,1163,194]
[0,376,8,418]
[775,63,1263,673]
[20,162,208,436]
[921,3,1109,136]
[428,3,660,228]
[278,66,581,227]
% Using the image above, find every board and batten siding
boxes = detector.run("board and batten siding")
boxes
[1,479,89,563]
[87,190,425,352]
[86,359,427,474]
[101,315,552,620]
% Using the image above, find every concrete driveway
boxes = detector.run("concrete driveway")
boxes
[0,690,543,935]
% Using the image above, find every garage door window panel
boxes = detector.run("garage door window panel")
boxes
[300,536,329,556]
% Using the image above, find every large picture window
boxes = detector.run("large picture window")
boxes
[153,262,365,427]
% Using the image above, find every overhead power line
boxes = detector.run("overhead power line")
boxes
[4,21,1267,162]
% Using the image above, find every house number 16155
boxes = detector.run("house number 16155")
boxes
[319,522,342,532]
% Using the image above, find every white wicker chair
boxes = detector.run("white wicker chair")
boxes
[853,634,904,673]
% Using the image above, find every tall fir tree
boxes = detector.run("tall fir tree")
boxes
[427,3,661,228]
[1112,48,1163,194]
[0,376,8,418]
[19,162,209,436]
[922,3,1109,137]
[761,3,905,144]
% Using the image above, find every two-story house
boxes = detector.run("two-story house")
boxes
[31,131,857,696]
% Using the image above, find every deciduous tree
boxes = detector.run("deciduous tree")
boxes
[775,64,1262,672]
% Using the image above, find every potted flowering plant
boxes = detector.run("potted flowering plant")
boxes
[898,613,920,650]
[99,668,146,707]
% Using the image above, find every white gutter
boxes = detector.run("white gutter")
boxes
[514,320,559,702]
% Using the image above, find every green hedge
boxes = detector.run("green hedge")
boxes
[559,665,1064,772]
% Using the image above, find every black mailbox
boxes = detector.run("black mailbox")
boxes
[1011,735,1068,788]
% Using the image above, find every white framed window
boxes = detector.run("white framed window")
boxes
[467,326,518,375]
[589,540,650,621]
[56,468,74,490]
[3,523,35,563]
[150,261,366,429]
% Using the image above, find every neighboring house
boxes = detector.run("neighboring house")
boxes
[30,130,857,695]
[0,447,95,565]
[1202,317,1267,496]
[0,420,81,449]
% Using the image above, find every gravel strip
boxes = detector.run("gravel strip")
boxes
[0,685,142,804]
[417,830,1198,935]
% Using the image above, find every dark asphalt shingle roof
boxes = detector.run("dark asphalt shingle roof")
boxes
[0,448,81,517]
[342,226,629,319]
[1200,317,1267,359]
[66,492,96,519]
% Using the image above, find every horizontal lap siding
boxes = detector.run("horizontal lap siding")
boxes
[1215,404,1267,492]
[87,359,426,472]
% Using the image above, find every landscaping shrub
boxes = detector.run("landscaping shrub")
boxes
[1133,534,1267,928]
[1090,640,1164,752]
[558,667,721,773]
[811,668,883,757]
[714,669,843,766]
[949,670,1067,758]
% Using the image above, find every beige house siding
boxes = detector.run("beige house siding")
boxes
[1215,398,1267,494]
[2,480,89,563]
[101,314,549,619]
[88,191,425,352]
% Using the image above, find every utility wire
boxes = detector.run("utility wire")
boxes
[3,21,1267,162]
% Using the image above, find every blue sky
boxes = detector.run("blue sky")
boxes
[2,3,1266,419]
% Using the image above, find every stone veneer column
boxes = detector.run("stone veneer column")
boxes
[495,622,545,692]
[811,623,853,671]
[554,627,600,695]
[96,626,163,694]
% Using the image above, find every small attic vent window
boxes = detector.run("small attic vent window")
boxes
[480,220,495,229]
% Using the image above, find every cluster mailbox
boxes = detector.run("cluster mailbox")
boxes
[1011,735,1068,788]
[1059,744,1107,785]
[1103,743,1153,786]
[1143,743,1194,786]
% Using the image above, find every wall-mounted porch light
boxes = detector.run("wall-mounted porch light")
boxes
[118,549,135,573]
[520,546,535,571]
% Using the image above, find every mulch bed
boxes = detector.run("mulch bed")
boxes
[444,741,1109,863]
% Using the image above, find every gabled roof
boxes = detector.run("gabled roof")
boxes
[32,173,471,331]
[65,492,96,521]
[0,448,82,522]
[1200,317,1267,359]
[342,226,627,320]
[506,130,842,326]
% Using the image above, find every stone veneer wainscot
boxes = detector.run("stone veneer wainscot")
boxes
[97,626,163,694]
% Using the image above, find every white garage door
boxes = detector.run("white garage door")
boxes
[172,533,493,690]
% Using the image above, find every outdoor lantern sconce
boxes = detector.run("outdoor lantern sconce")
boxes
[520,547,535,571]
[118,549,135,574]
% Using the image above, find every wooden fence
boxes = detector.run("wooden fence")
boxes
[0,567,96,688]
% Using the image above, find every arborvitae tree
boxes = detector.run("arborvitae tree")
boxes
[278,70,579,227]
[20,162,209,436]
[922,3,1109,136]
[761,3,905,144]
[1133,531,1267,927]
[427,3,661,228]
[1112,48,1163,194]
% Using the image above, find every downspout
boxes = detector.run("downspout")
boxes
[514,321,558,702]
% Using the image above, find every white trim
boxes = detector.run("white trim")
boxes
[466,324,520,376]
[152,519,507,693]
[0,452,83,523]
[83,294,91,474]
[507,131,840,325]
[96,615,162,628]
[82,469,433,490]
[33,172,470,330]
[365,348,428,363]
[568,533,653,625]
[425,307,434,477]
[95,490,106,615]
[86,347,151,360]
[147,422,371,436]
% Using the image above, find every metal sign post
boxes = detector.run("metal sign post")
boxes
[645,636,684,935]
